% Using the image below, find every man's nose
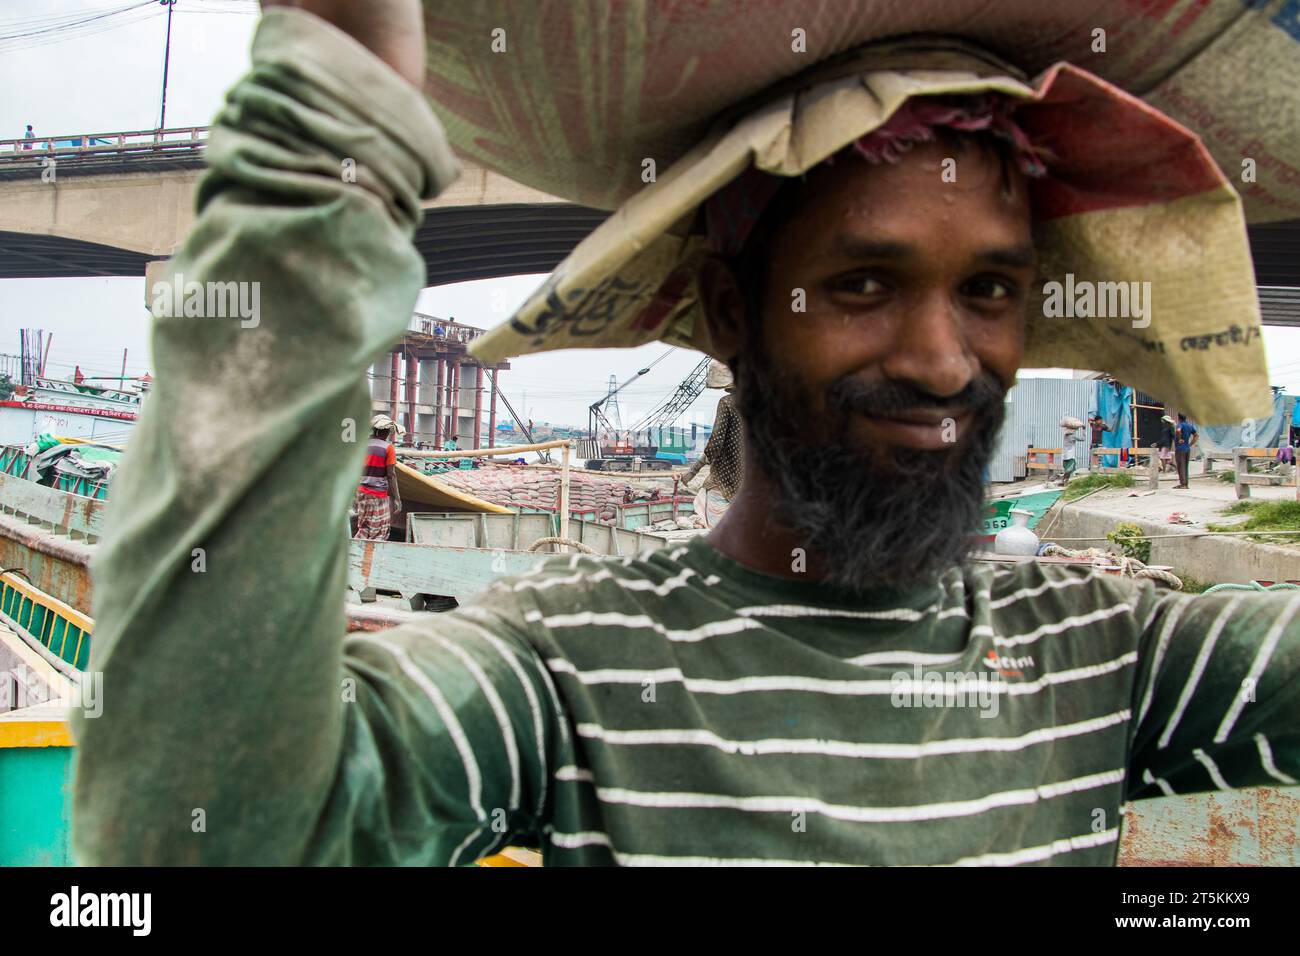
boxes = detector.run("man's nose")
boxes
[879,294,979,399]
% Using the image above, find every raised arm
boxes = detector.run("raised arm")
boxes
[72,7,557,865]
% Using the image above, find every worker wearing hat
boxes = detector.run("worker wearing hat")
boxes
[75,2,1300,868]
[354,414,401,540]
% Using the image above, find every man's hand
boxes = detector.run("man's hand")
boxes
[261,0,424,88]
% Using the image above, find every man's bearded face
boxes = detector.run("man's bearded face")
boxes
[727,139,1035,591]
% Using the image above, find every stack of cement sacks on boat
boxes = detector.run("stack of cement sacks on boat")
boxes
[435,462,677,524]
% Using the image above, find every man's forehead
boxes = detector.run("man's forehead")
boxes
[776,144,1031,251]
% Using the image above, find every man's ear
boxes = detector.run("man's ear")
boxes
[698,254,747,365]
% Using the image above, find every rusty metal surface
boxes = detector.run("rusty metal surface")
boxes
[1119,788,1300,866]
[344,603,417,632]
[0,513,94,613]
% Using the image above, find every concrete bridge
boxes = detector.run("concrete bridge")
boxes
[0,127,606,286]
[2,127,1299,328]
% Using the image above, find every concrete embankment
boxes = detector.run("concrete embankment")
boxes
[1040,475,1299,584]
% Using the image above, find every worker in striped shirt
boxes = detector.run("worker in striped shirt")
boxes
[73,4,1298,867]
[353,415,400,540]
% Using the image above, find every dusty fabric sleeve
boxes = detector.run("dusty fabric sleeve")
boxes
[1125,587,1300,800]
[71,9,556,864]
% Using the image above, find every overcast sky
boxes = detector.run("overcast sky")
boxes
[2,1,1298,429]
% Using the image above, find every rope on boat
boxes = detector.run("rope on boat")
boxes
[1204,581,1300,594]
[527,537,597,555]
[1038,545,1184,589]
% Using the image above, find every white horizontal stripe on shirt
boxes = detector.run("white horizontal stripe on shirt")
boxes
[992,602,1134,648]
[524,609,762,643]
[549,830,612,849]
[1157,596,1243,750]
[527,601,1134,652]
[545,650,1139,699]
[988,572,1099,610]
[1213,593,1300,743]
[944,827,1119,866]
[596,767,1126,824]
[1254,733,1298,785]
[461,622,550,819]
[434,635,522,814]
[843,650,965,667]
[354,636,487,822]
[1137,596,1191,725]
[508,565,719,596]
[555,765,594,783]
[736,603,940,623]
[611,852,849,866]
[1192,747,1232,791]
[1142,767,1176,797]
[575,710,1130,760]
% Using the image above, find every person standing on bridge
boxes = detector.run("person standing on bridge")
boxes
[22,124,34,150]
[353,415,401,540]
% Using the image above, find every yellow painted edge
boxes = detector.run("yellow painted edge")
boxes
[477,847,542,867]
[1,571,94,634]
[0,719,74,748]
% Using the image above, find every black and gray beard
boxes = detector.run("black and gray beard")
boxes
[734,342,1006,593]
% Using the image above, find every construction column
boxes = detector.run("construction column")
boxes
[473,365,483,449]
[388,351,400,423]
[449,358,460,442]
[433,357,444,446]
[405,352,418,442]
[488,366,498,449]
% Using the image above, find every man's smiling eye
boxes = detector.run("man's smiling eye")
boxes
[833,275,887,295]
[964,277,1016,300]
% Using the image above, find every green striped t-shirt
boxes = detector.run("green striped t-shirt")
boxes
[333,539,1300,866]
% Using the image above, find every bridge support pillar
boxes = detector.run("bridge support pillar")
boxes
[417,358,439,445]
[488,367,498,449]
[404,351,417,443]
[432,358,444,446]
[388,352,400,424]
[472,365,483,449]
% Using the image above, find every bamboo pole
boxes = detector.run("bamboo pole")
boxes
[398,438,575,460]
[559,442,572,553]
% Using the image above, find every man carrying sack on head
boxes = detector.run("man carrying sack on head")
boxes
[682,360,744,526]
[75,2,1299,866]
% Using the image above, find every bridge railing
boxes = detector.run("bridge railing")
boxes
[0,127,209,164]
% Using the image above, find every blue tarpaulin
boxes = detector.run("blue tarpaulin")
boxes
[1090,380,1132,469]
[1201,389,1288,452]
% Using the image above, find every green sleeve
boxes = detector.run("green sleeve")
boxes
[72,8,559,865]
[1126,586,1300,799]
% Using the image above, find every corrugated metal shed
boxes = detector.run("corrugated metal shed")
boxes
[989,379,1095,483]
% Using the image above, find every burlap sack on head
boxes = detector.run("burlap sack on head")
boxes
[467,37,1271,424]
[425,0,1300,224]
